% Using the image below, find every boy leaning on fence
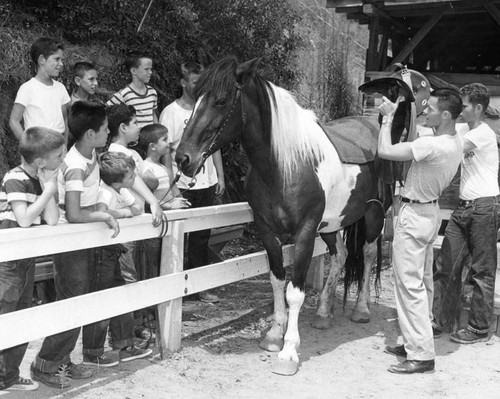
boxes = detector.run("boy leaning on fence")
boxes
[0,127,65,392]
[31,101,120,389]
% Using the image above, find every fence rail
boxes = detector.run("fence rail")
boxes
[0,203,328,353]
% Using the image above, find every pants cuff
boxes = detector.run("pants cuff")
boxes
[34,354,71,374]
[112,337,134,351]
[82,347,105,357]
[467,324,489,335]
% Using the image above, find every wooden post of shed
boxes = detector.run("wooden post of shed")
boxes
[157,220,185,357]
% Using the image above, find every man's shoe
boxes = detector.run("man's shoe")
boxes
[83,352,119,368]
[388,359,435,374]
[30,364,71,389]
[384,345,407,357]
[199,291,220,303]
[66,362,93,379]
[119,346,153,362]
[433,327,444,339]
[450,328,489,344]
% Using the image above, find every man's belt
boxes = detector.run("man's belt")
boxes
[401,197,437,205]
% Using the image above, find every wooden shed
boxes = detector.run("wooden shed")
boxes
[327,0,500,97]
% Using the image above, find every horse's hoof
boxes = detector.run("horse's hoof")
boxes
[271,358,299,376]
[259,337,283,352]
[311,315,333,330]
[351,310,370,323]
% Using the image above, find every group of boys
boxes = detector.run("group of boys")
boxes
[0,37,224,391]
[379,81,499,374]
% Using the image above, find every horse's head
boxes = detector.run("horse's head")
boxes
[175,56,263,177]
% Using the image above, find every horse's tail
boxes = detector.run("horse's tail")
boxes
[342,216,383,305]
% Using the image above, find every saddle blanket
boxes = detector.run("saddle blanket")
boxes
[320,115,380,164]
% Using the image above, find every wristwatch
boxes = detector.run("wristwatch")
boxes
[382,115,393,125]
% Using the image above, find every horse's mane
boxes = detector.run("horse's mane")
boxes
[196,56,325,185]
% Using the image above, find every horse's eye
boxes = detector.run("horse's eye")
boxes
[214,98,227,107]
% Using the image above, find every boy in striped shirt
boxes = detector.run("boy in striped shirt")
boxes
[0,127,65,392]
[106,52,158,129]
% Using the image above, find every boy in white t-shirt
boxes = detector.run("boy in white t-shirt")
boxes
[433,83,500,343]
[9,37,71,142]
[105,104,162,284]
[94,151,152,356]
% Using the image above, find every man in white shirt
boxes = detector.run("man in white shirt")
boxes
[433,83,500,343]
[159,62,225,303]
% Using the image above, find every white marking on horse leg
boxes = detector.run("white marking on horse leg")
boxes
[351,240,378,323]
[259,273,287,352]
[278,282,304,363]
[312,232,346,329]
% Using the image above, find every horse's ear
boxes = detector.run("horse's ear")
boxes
[236,57,262,86]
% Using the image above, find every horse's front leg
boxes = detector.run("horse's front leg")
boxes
[312,231,346,329]
[257,227,288,353]
[272,224,317,376]
[351,239,378,323]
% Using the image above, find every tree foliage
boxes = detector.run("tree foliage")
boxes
[0,0,305,200]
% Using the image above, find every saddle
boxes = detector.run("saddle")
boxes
[319,115,380,165]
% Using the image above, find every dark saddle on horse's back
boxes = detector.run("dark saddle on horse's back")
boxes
[319,115,380,165]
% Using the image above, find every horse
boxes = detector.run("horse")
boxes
[175,56,413,375]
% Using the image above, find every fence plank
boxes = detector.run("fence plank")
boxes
[0,236,328,350]
[0,203,253,262]
[157,220,185,356]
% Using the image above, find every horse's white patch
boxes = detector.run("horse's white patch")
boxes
[314,131,362,233]
[193,95,204,115]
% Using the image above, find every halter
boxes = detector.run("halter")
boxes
[156,84,244,216]
[198,84,243,170]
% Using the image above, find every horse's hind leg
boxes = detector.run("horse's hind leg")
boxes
[312,231,346,329]
[351,200,385,323]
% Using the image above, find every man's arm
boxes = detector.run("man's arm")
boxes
[9,103,25,140]
[62,102,70,144]
[130,176,163,227]
[377,96,414,162]
[10,180,59,227]
[463,137,476,153]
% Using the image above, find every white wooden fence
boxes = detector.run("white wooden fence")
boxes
[0,202,328,355]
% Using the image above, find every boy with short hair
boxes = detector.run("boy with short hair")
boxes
[9,37,71,142]
[31,101,120,388]
[106,52,158,128]
[81,151,152,363]
[135,124,190,282]
[0,127,65,392]
[71,61,103,105]
[105,104,163,283]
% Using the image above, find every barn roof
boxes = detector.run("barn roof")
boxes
[327,0,500,75]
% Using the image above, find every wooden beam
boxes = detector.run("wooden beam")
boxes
[362,3,407,32]
[483,2,500,27]
[327,0,465,7]
[388,5,448,68]
[366,15,380,71]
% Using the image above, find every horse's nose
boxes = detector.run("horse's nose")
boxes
[176,153,191,171]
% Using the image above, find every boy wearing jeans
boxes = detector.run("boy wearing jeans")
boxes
[31,101,120,388]
[84,151,152,362]
[0,127,65,392]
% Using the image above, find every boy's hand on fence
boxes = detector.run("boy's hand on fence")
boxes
[150,201,164,227]
[105,214,120,238]
[167,197,191,210]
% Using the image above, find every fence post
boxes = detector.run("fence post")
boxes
[157,220,185,357]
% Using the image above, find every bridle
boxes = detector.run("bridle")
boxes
[156,83,245,225]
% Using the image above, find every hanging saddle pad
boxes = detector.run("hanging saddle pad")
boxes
[320,115,380,164]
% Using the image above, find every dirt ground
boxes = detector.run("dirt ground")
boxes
[5,240,500,399]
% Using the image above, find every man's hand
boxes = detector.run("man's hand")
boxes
[379,96,402,118]
[37,168,59,196]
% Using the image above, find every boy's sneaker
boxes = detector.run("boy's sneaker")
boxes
[66,362,93,379]
[83,352,119,368]
[450,328,489,344]
[433,327,444,339]
[4,377,39,391]
[119,346,152,362]
[31,364,71,389]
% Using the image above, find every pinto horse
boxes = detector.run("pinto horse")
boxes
[175,57,410,375]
